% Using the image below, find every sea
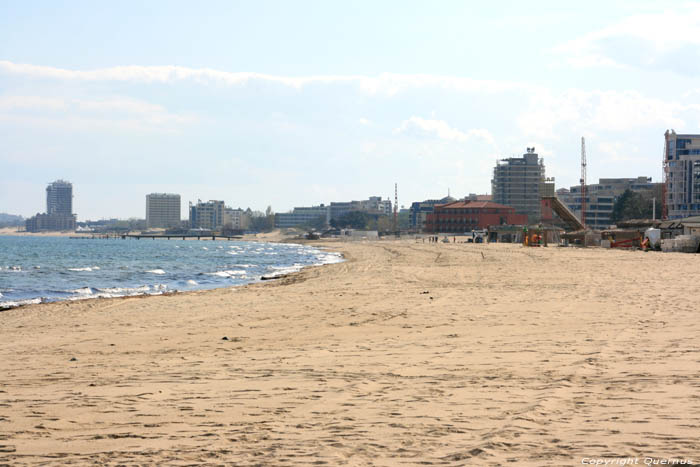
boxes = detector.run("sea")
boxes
[0,236,342,309]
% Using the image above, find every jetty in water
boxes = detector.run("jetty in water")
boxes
[70,234,244,240]
[124,234,244,240]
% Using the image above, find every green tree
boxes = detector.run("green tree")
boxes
[250,212,275,232]
[611,189,662,223]
[367,215,393,233]
[331,211,370,229]
[301,215,328,231]
[398,210,410,230]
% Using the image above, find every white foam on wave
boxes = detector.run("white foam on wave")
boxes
[208,270,247,278]
[202,246,208,250]
[65,284,168,301]
[71,287,93,295]
[227,251,238,255]
[314,252,344,265]
[68,266,100,272]
[263,264,304,278]
[0,297,42,308]
[96,285,150,294]
[147,269,166,275]
[186,279,198,286]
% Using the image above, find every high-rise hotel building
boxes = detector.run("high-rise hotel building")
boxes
[146,193,181,229]
[46,180,73,215]
[492,148,547,224]
[664,130,700,219]
[26,180,77,232]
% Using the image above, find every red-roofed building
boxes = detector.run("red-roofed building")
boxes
[424,200,528,233]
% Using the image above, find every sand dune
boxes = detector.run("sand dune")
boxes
[1,240,699,465]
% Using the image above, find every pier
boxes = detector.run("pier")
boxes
[69,234,244,240]
[122,234,243,241]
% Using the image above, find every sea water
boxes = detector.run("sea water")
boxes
[0,236,342,309]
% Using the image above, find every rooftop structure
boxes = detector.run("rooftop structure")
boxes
[492,148,546,223]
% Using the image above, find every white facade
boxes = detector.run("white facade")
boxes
[224,207,249,230]
[275,205,330,228]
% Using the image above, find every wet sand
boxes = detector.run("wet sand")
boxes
[1,240,699,465]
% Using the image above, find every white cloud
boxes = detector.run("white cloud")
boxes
[0,95,194,131]
[394,116,495,145]
[598,141,635,162]
[517,89,692,140]
[0,95,67,111]
[358,117,371,125]
[554,4,700,74]
[0,60,529,96]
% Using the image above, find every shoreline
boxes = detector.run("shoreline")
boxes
[0,235,343,310]
[1,240,698,464]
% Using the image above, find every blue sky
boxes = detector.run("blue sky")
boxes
[2,1,700,219]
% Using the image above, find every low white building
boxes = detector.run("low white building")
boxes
[224,207,249,230]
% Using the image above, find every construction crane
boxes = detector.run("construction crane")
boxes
[580,137,587,229]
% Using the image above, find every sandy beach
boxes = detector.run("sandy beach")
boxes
[1,240,699,465]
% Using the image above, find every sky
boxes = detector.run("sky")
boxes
[2,0,700,220]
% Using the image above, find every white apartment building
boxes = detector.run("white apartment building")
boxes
[224,207,249,230]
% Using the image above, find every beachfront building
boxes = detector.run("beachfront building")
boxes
[664,130,700,219]
[329,196,392,222]
[492,148,547,224]
[424,201,528,233]
[275,205,331,228]
[46,180,73,215]
[25,212,77,232]
[223,207,249,230]
[146,193,181,229]
[557,177,660,230]
[189,200,225,230]
[408,196,456,231]
[26,179,77,232]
